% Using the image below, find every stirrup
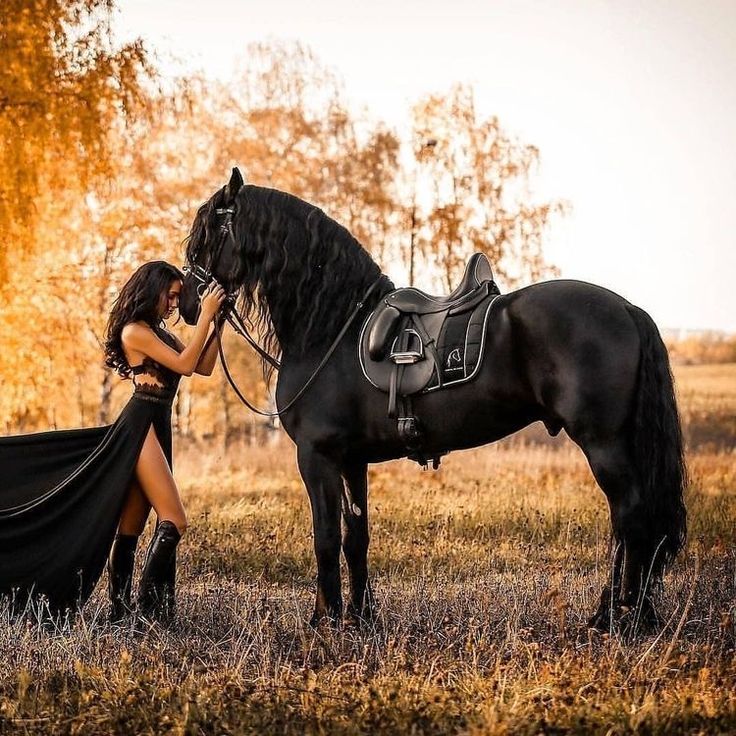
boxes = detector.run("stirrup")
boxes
[389,329,423,364]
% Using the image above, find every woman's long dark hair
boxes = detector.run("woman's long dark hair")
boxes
[104,261,184,378]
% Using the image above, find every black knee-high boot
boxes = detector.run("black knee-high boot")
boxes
[108,534,139,622]
[137,520,181,622]
[162,548,176,619]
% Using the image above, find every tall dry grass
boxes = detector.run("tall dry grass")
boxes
[0,368,734,734]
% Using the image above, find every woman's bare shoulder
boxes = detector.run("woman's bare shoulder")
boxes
[121,321,155,346]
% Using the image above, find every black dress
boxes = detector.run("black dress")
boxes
[0,325,181,615]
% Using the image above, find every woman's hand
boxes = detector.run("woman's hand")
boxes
[200,282,227,322]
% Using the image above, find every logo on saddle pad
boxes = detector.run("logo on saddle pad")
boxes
[445,347,463,370]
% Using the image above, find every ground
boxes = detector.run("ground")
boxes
[0,364,734,735]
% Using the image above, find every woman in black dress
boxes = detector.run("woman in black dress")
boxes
[0,261,226,622]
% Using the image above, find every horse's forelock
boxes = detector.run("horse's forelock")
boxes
[185,186,230,264]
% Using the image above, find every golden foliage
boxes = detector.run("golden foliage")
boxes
[410,85,565,289]
[0,33,564,433]
[0,0,152,278]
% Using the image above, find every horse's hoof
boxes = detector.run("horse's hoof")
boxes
[587,588,613,633]
[346,603,378,627]
[587,611,610,635]
[587,599,661,639]
[620,598,661,636]
[309,610,343,629]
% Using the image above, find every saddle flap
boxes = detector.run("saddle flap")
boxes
[360,309,436,395]
[367,304,401,361]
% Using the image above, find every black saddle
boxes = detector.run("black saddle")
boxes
[366,254,494,363]
[359,253,501,467]
[384,252,494,314]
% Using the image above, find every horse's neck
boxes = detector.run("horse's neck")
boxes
[260,269,392,355]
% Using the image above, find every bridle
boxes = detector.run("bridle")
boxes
[183,206,281,372]
[183,207,236,302]
[182,206,236,301]
[183,205,383,416]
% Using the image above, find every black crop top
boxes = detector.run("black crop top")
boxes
[130,325,181,403]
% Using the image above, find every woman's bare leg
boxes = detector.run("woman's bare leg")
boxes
[109,480,150,620]
[117,480,151,536]
[109,426,185,621]
[134,426,187,534]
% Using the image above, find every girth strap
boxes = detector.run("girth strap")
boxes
[386,321,445,468]
[397,396,444,470]
[388,327,409,418]
[410,314,443,390]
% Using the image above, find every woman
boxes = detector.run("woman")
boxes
[0,261,226,623]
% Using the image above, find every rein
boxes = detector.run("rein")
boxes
[182,261,281,373]
[185,205,282,371]
[224,292,281,371]
[215,277,383,417]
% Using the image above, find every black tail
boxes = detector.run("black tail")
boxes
[627,305,687,575]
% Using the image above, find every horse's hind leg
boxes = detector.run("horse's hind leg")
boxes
[297,443,344,625]
[583,438,662,633]
[342,462,374,622]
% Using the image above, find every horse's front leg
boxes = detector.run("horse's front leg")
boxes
[342,462,374,622]
[297,443,344,625]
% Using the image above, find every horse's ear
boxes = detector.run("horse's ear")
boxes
[225,167,244,202]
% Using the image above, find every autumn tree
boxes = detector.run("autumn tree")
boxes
[215,42,403,264]
[0,70,265,435]
[408,85,563,290]
[0,0,152,281]
[0,39,565,436]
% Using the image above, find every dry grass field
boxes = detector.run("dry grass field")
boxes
[0,364,734,734]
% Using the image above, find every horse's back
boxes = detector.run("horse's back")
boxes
[497,278,640,350]
[502,278,633,317]
[489,279,643,440]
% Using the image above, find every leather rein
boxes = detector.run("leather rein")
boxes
[183,208,382,417]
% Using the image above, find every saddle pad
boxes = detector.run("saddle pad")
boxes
[430,295,496,389]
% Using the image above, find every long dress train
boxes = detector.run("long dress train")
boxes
[0,325,181,615]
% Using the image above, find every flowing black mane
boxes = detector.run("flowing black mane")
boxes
[186,185,390,360]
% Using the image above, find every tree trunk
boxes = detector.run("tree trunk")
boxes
[98,370,114,424]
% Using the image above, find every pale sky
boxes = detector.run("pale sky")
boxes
[116,0,736,333]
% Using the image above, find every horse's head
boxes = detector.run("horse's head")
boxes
[180,168,245,325]
[181,169,385,358]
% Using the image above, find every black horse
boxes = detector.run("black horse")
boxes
[179,169,687,632]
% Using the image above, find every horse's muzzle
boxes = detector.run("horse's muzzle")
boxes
[178,271,201,325]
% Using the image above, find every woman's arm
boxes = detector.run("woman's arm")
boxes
[194,317,224,376]
[170,316,222,376]
[122,286,225,376]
